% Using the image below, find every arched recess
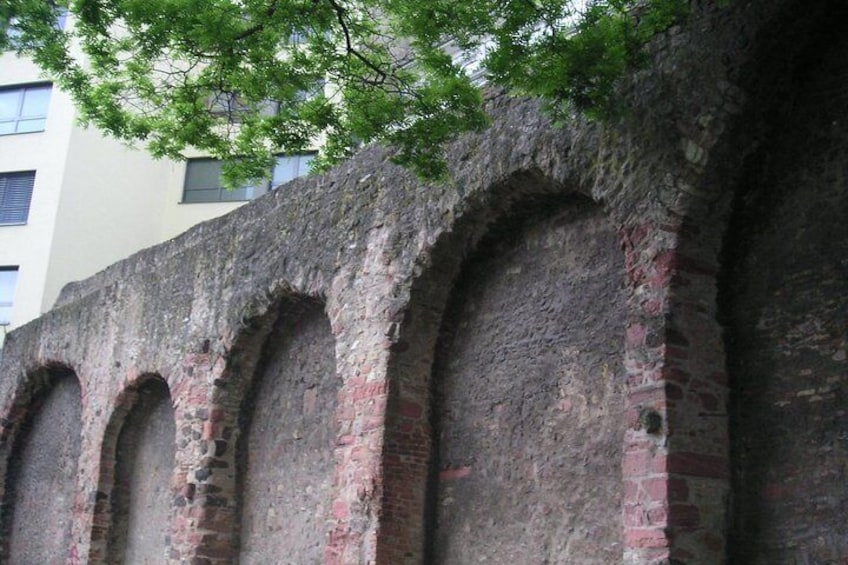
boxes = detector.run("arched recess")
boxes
[233,296,339,563]
[91,374,176,563]
[0,364,82,563]
[379,176,627,563]
[718,2,848,561]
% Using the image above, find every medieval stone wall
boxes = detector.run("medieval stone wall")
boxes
[237,299,337,563]
[722,10,848,562]
[430,197,625,563]
[0,1,844,564]
[106,377,175,563]
[2,370,80,564]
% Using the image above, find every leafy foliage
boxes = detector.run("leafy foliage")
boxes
[2,0,688,183]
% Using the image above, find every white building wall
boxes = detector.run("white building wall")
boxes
[0,52,75,332]
[41,126,173,312]
[0,55,249,342]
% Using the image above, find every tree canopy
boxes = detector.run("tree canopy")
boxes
[1,0,688,183]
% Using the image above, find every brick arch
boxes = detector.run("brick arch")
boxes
[0,363,82,563]
[379,171,627,563]
[89,373,175,563]
[616,2,848,562]
[194,291,339,563]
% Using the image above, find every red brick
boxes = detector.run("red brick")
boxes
[626,323,647,347]
[668,477,690,502]
[398,400,423,419]
[647,505,668,525]
[332,500,349,520]
[642,478,668,501]
[625,527,668,549]
[624,505,646,527]
[623,450,653,475]
[703,532,724,552]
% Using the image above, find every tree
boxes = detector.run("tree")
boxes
[1,0,687,183]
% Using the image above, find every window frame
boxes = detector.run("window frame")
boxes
[0,170,36,225]
[0,83,52,136]
[181,153,316,204]
[0,266,19,326]
[4,7,68,48]
[270,153,315,189]
[181,158,266,204]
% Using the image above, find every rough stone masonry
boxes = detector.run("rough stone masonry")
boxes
[0,0,845,563]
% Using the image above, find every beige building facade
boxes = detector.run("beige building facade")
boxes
[0,19,312,344]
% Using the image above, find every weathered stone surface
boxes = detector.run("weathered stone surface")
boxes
[430,197,626,563]
[0,1,844,563]
[722,13,848,563]
[238,300,337,564]
[2,370,81,564]
[106,377,175,563]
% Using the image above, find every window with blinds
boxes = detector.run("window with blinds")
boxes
[182,159,262,203]
[0,171,35,225]
[182,154,314,203]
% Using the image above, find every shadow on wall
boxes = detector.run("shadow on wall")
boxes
[720,2,848,561]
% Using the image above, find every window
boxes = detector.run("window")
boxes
[182,154,314,203]
[0,171,35,224]
[271,153,314,187]
[0,267,18,325]
[182,159,265,203]
[206,80,324,122]
[0,84,52,135]
[4,7,68,48]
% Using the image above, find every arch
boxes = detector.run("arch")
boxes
[192,292,339,562]
[609,1,848,560]
[717,2,848,560]
[235,296,338,563]
[90,374,176,563]
[379,173,627,563]
[0,364,82,563]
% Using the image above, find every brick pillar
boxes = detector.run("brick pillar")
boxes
[324,229,399,565]
[323,318,391,565]
[620,220,730,564]
[168,351,233,564]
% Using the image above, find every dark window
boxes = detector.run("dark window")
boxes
[0,171,35,224]
[0,267,18,325]
[182,159,263,203]
[182,154,314,204]
[0,85,52,135]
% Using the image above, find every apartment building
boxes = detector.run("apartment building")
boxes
[0,19,314,346]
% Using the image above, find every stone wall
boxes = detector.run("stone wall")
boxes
[0,0,845,563]
[237,299,337,563]
[1,369,81,564]
[721,10,848,562]
[106,377,175,563]
[430,197,625,563]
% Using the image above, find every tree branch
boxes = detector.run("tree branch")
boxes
[325,0,387,84]
[233,0,279,41]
